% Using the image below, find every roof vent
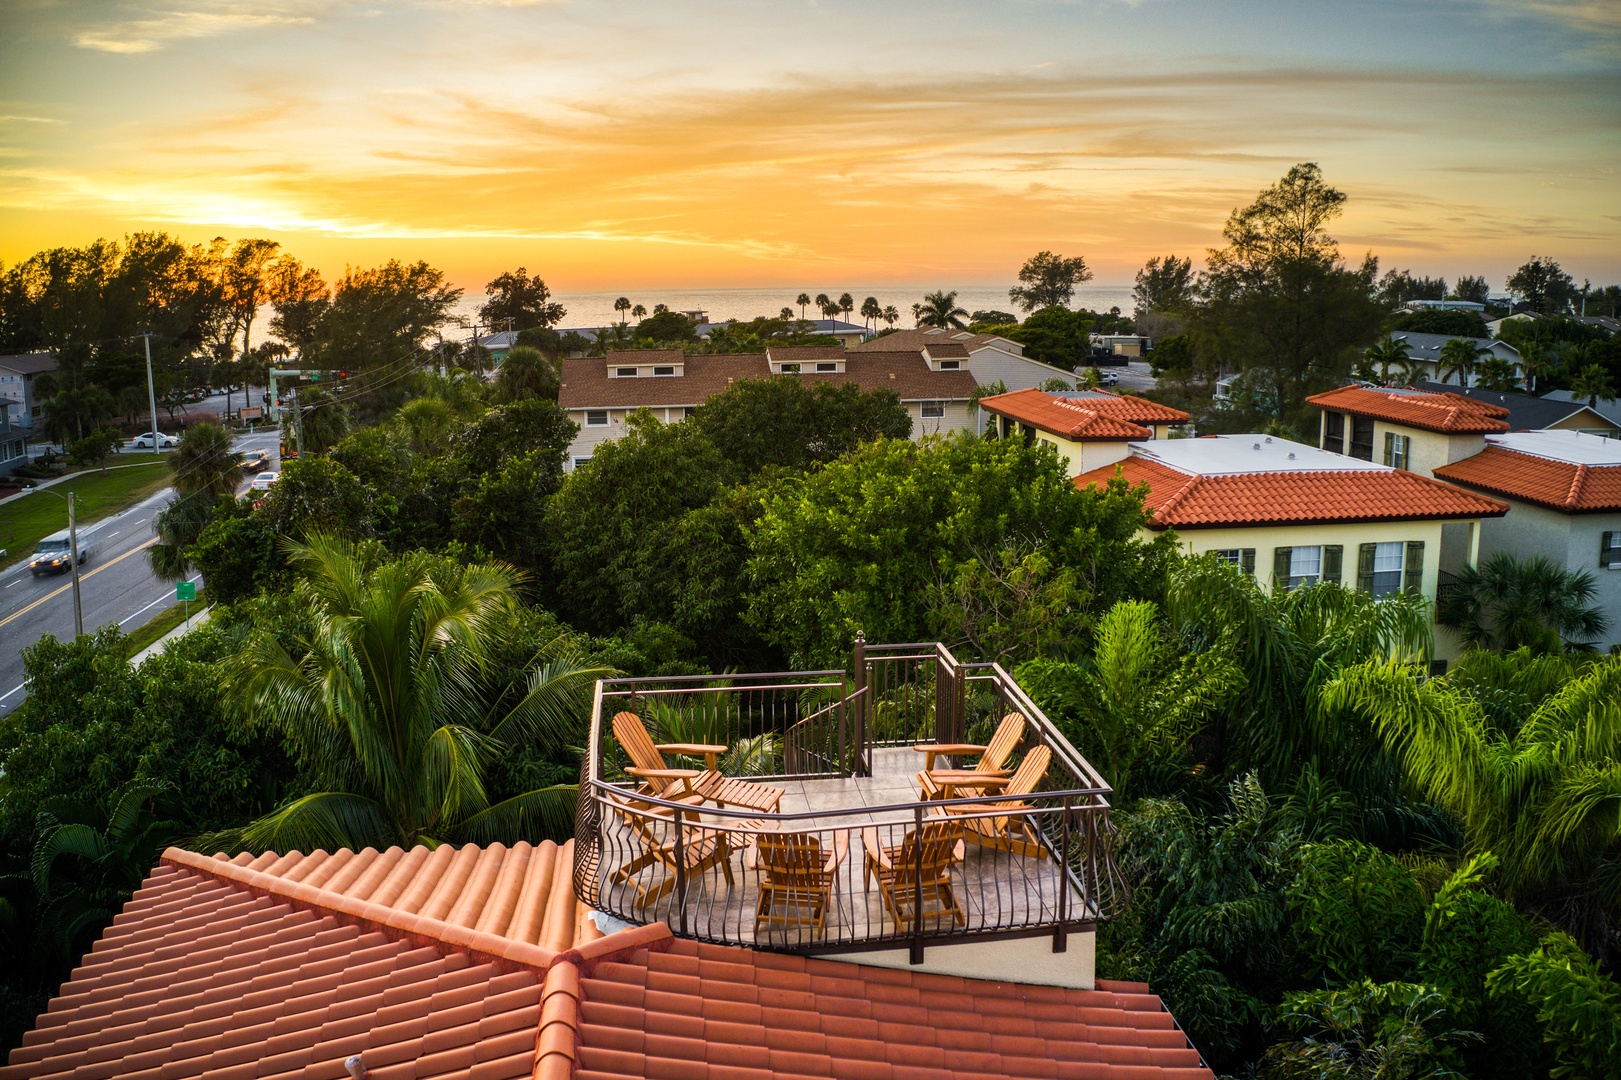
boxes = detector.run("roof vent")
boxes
[345,1056,367,1080]
[1288,452,1296,459]
[1265,436,1273,443]
[1252,442,1261,450]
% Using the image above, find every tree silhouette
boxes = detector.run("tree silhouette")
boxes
[1438,337,1487,387]
[915,291,970,329]
[613,297,631,324]
[796,292,811,320]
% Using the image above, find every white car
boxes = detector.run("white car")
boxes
[249,471,279,491]
[132,432,179,449]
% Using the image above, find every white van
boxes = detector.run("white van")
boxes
[29,523,102,576]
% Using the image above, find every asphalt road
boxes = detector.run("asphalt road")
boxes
[0,430,280,716]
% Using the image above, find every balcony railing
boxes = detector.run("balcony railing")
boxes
[573,637,1125,960]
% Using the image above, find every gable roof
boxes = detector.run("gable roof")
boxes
[1305,385,1510,434]
[0,352,57,376]
[1389,332,1519,360]
[849,328,998,352]
[1413,382,1614,431]
[981,387,1191,441]
[1433,432,1621,513]
[1073,437,1508,529]
[6,843,1213,1080]
[921,341,972,359]
[764,345,846,361]
[604,348,686,365]
[559,353,977,409]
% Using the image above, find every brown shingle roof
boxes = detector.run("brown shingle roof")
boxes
[1075,455,1509,529]
[848,328,1001,352]
[922,341,972,358]
[0,352,56,376]
[764,345,846,361]
[559,352,976,409]
[603,348,685,365]
[1434,445,1621,512]
[1305,385,1510,434]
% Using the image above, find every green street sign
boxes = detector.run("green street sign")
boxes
[176,581,197,601]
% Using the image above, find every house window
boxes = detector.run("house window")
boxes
[1358,541,1424,596]
[815,362,838,372]
[1213,548,1256,575]
[1349,416,1374,460]
[1324,412,1345,454]
[1599,531,1620,569]
[780,363,801,373]
[585,410,609,426]
[684,406,699,419]
[615,367,637,377]
[1383,432,1411,470]
[921,401,946,419]
[653,366,675,376]
[938,360,960,370]
[1274,545,1343,590]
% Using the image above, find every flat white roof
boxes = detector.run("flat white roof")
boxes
[1133,434,1389,476]
[1486,430,1621,467]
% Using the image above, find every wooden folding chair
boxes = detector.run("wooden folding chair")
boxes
[920,744,1053,861]
[862,821,966,933]
[752,831,845,936]
[611,710,786,813]
[912,711,1024,798]
[606,790,736,907]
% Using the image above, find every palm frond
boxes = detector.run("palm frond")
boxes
[454,786,577,846]
[233,791,393,855]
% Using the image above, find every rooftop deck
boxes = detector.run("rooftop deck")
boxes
[573,640,1124,961]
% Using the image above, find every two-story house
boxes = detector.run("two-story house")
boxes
[1072,434,1508,662]
[849,327,1069,391]
[0,399,28,476]
[978,387,1191,476]
[0,351,56,430]
[1387,332,1521,387]
[1434,431,1621,652]
[557,346,979,470]
[1306,384,1511,476]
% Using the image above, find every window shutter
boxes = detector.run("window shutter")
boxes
[1404,541,1425,594]
[1273,547,1292,591]
[1383,431,1394,466]
[1602,532,1616,569]
[1240,548,1256,576]
[1357,543,1377,592]
[1323,545,1343,584]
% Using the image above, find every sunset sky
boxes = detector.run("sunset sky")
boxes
[2,0,1618,294]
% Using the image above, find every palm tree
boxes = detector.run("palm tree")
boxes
[631,304,647,320]
[860,296,882,331]
[910,303,923,325]
[796,293,811,320]
[838,293,854,326]
[1323,654,1621,951]
[1018,600,1242,797]
[882,305,900,329]
[42,385,115,445]
[1517,340,1548,393]
[1437,553,1609,653]
[170,420,243,497]
[1438,337,1487,387]
[1570,363,1616,409]
[222,536,613,852]
[1363,335,1412,386]
[494,345,559,402]
[915,290,970,329]
[148,489,216,582]
[813,293,832,324]
[779,306,795,321]
[613,296,631,324]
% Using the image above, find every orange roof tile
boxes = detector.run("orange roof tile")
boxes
[1075,455,1508,528]
[1305,385,1510,433]
[1435,445,1621,512]
[981,387,1190,441]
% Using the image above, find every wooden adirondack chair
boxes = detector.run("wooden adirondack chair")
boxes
[611,711,785,814]
[862,821,966,933]
[752,831,846,936]
[912,712,1024,798]
[606,789,736,907]
[919,744,1053,861]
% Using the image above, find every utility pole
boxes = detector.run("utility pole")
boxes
[67,491,83,638]
[288,385,305,456]
[142,333,161,451]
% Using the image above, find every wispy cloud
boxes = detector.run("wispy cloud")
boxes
[73,4,316,53]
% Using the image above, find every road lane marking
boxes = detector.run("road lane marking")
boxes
[0,683,23,702]
[0,538,159,630]
[5,580,17,588]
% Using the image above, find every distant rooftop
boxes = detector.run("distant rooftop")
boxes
[1487,430,1621,467]
[1133,434,1387,476]
[1306,384,1510,434]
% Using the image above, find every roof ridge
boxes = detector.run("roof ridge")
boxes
[162,847,560,973]
[1566,463,1589,508]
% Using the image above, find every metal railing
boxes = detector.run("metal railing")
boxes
[573,638,1125,959]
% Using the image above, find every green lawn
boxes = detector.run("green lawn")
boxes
[123,591,207,659]
[0,459,173,572]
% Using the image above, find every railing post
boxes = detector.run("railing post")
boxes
[838,674,849,779]
[910,802,925,966]
[1054,795,1070,953]
[673,812,689,938]
[852,631,868,778]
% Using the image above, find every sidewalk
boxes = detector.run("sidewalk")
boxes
[0,456,171,509]
[129,605,213,667]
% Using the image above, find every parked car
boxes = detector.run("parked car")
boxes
[249,471,279,491]
[29,524,103,576]
[1099,370,1120,387]
[241,450,270,471]
[132,432,179,449]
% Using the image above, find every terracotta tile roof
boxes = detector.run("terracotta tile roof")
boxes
[982,388,1190,441]
[1305,385,1510,434]
[558,930,1211,1080]
[1435,445,1621,513]
[1075,454,1508,529]
[559,353,977,409]
[604,348,686,365]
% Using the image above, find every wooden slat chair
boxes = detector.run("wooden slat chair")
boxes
[606,789,736,907]
[912,711,1025,799]
[752,831,845,937]
[919,744,1053,861]
[611,711,786,814]
[862,821,966,933]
